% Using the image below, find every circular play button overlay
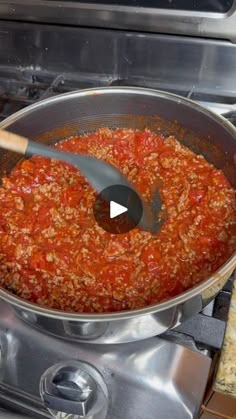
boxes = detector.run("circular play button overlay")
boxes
[93,185,143,234]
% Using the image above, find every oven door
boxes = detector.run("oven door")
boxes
[0,0,236,42]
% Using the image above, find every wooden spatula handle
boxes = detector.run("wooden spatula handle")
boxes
[0,128,28,154]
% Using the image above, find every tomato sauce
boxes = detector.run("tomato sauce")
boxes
[0,128,235,313]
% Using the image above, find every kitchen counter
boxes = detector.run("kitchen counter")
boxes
[214,279,236,397]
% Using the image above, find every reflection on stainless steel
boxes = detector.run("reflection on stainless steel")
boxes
[1,22,236,106]
[0,87,235,344]
[0,409,29,419]
[14,306,178,343]
[1,1,236,42]
[0,300,211,419]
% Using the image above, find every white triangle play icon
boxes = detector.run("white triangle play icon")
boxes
[110,201,128,219]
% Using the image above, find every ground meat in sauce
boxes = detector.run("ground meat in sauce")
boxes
[0,128,235,313]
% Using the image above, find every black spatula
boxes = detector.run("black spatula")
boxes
[0,128,165,233]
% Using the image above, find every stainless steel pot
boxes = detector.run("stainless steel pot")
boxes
[0,87,235,344]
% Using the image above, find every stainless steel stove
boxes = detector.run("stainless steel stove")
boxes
[0,287,233,419]
[0,10,236,419]
[0,299,213,419]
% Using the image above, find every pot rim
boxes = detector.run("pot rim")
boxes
[0,86,235,322]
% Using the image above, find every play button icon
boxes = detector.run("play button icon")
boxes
[110,201,128,219]
[93,185,143,234]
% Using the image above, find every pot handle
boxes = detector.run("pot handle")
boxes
[214,274,236,396]
[0,128,28,154]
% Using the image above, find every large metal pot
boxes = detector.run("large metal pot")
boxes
[0,87,235,343]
